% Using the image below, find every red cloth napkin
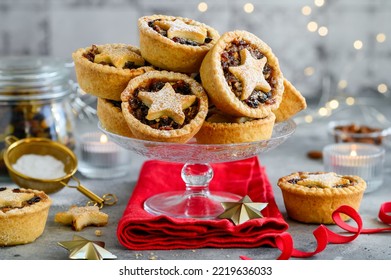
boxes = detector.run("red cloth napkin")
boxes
[117,157,288,250]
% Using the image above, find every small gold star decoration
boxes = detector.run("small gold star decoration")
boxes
[228,48,272,100]
[58,235,117,260]
[138,82,196,125]
[155,19,207,44]
[218,195,268,225]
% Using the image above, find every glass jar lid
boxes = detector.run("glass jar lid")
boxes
[0,56,72,101]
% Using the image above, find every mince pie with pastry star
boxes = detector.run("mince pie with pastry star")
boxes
[0,187,52,246]
[138,14,220,73]
[200,30,284,119]
[278,172,366,224]
[121,70,208,143]
[72,43,154,101]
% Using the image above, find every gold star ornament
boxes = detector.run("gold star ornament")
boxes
[228,48,272,100]
[138,82,196,125]
[58,235,117,260]
[218,195,268,225]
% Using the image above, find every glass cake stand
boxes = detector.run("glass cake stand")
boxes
[98,120,296,219]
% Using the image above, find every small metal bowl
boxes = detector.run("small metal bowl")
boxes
[3,136,78,193]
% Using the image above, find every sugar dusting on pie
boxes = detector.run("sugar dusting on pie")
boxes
[94,45,145,68]
[0,188,35,208]
[156,19,207,44]
[297,172,351,188]
[138,82,196,125]
[228,48,271,100]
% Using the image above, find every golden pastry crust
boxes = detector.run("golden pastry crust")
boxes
[97,97,133,138]
[195,110,276,144]
[278,172,366,224]
[200,30,284,119]
[121,70,208,143]
[273,79,307,123]
[0,187,51,246]
[138,14,219,73]
[54,205,108,231]
[72,43,154,101]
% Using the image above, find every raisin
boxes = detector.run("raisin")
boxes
[288,179,300,184]
[27,196,41,205]
[0,187,6,192]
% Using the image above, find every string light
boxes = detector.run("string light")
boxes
[314,0,325,7]
[377,83,388,94]
[198,2,208,12]
[376,33,386,43]
[318,107,329,116]
[328,99,339,109]
[304,66,315,76]
[307,21,318,32]
[345,97,355,106]
[244,3,254,13]
[304,115,313,123]
[318,26,328,36]
[338,80,348,89]
[353,40,363,50]
[301,6,312,16]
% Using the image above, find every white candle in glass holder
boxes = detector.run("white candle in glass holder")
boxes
[77,132,132,179]
[323,143,385,193]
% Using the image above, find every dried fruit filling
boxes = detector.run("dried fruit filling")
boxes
[221,39,275,108]
[148,19,212,46]
[83,45,141,70]
[129,80,199,130]
[0,188,42,213]
[287,178,353,188]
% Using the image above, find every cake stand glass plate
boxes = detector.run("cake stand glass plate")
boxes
[98,119,296,219]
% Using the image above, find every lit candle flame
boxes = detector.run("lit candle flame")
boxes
[350,147,358,156]
[100,134,108,144]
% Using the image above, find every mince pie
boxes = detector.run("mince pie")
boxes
[278,172,366,224]
[121,70,208,143]
[0,187,51,246]
[195,106,275,144]
[273,79,307,123]
[138,14,220,73]
[97,97,133,138]
[72,43,154,100]
[200,30,284,119]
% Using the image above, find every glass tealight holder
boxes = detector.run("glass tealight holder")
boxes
[323,143,385,193]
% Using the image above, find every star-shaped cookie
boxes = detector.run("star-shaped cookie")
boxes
[297,172,351,188]
[94,45,145,68]
[54,205,109,231]
[229,48,271,100]
[156,19,207,44]
[138,82,196,125]
[218,195,268,225]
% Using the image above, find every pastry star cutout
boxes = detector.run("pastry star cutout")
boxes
[218,195,268,225]
[94,45,145,68]
[158,19,207,44]
[0,188,34,208]
[54,205,109,231]
[297,172,351,188]
[138,82,196,125]
[58,235,117,260]
[229,48,272,100]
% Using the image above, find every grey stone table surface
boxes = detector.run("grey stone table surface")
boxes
[1,103,391,260]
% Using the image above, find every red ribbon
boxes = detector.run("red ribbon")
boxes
[241,201,391,260]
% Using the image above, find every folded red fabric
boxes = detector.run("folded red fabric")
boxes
[117,157,288,250]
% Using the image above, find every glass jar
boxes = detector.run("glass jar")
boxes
[0,57,75,177]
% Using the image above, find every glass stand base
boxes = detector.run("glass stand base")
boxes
[144,191,242,219]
